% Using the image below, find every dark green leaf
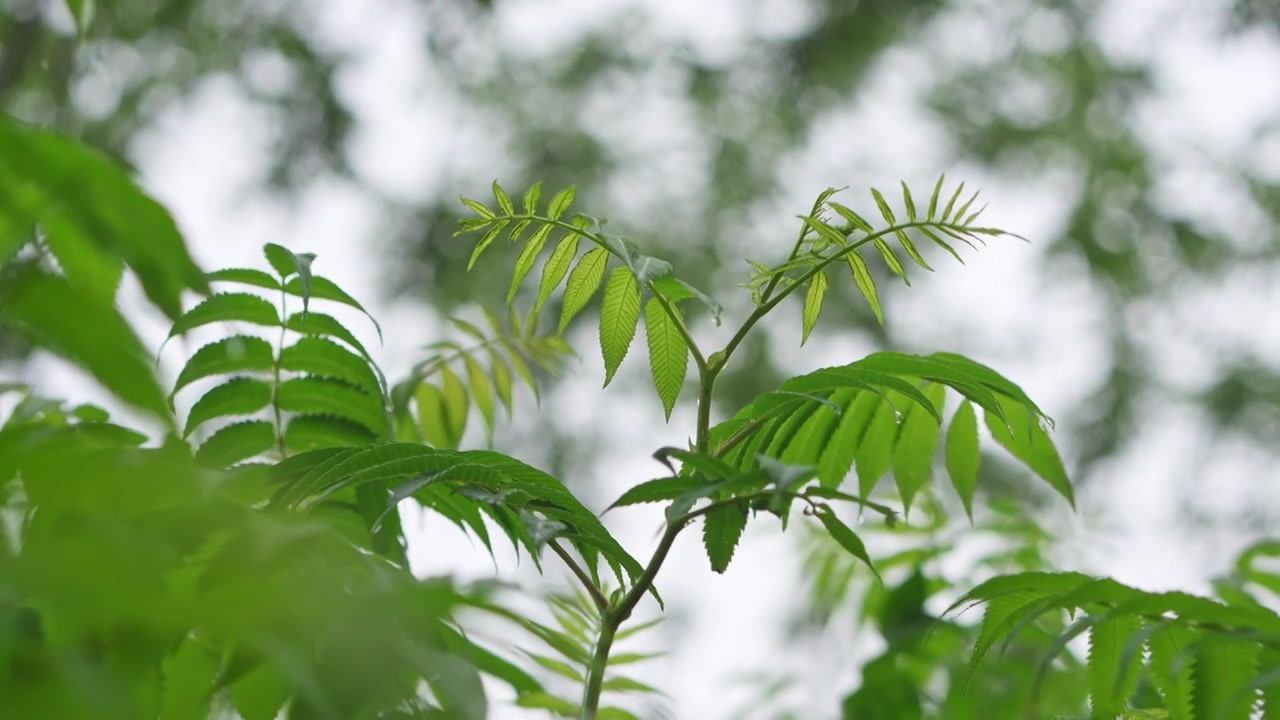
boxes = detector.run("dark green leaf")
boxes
[184,378,272,437]
[814,505,879,581]
[276,377,386,437]
[171,336,275,400]
[195,420,276,467]
[285,311,371,359]
[283,275,382,342]
[283,415,377,452]
[168,293,281,338]
[892,383,944,517]
[607,477,703,510]
[206,268,281,291]
[280,337,382,397]
[703,503,748,573]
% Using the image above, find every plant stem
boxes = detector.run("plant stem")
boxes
[579,614,617,719]
[549,540,609,613]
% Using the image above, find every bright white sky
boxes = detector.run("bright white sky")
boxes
[21,0,1280,717]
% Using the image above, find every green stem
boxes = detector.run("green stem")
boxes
[579,616,617,719]
[549,540,609,613]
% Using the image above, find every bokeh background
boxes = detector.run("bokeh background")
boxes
[3,0,1279,717]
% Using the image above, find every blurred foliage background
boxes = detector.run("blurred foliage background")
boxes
[3,0,1278,716]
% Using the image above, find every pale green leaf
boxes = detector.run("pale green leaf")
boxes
[801,268,828,345]
[492,180,514,215]
[901,181,918,221]
[509,224,555,303]
[559,247,609,334]
[926,174,945,221]
[463,355,496,440]
[536,233,580,313]
[944,400,980,522]
[599,267,641,387]
[461,197,495,219]
[844,252,884,325]
[522,181,542,215]
[873,238,910,286]
[941,181,965,222]
[643,298,688,420]
[983,395,1074,508]
[467,219,510,271]
[547,186,576,220]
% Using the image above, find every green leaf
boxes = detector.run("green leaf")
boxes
[184,378,272,437]
[206,268,281,291]
[895,231,934,272]
[486,347,514,414]
[171,336,275,400]
[901,181,918,221]
[195,420,276,467]
[801,268,828,345]
[941,181,965,222]
[598,267,641,387]
[263,243,307,278]
[160,638,219,720]
[607,477,703,510]
[644,298,688,420]
[276,377,386,436]
[828,202,874,233]
[467,219,509,270]
[279,337,382,397]
[1087,615,1144,719]
[984,395,1074,508]
[283,275,382,342]
[519,651,583,682]
[600,676,661,694]
[492,180,514,215]
[856,400,899,497]
[703,503,748,573]
[844,252,884,325]
[536,233,581,313]
[547,186,576,220]
[522,181,542,215]
[873,238,910,286]
[516,693,579,715]
[944,400,980,522]
[168,293,281,338]
[926,174,945,220]
[871,188,897,225]
[284,311,371,359]
[559,247,609,334]
[509,224,555,303]
[818,390,883,488]
[0,115,209,319]
[892,383,944,516]
[0,270,171,419]
[283,415,377,452]
[1148,624,1195,720]
[463,355,496,440]
[649,276,723,325]
[814,504,879,581]
[1191,639,1258,720]
[45,228,124,304]
[460,197,496,219]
